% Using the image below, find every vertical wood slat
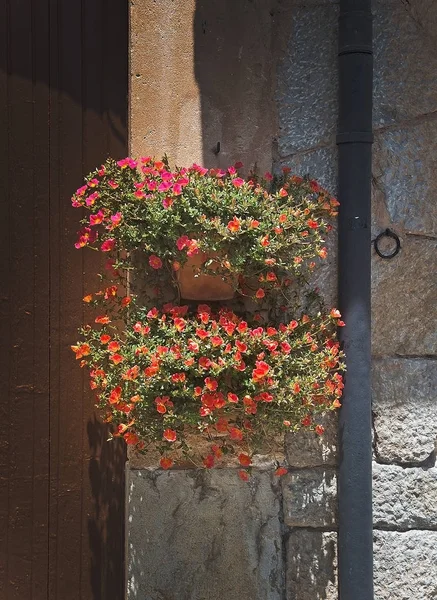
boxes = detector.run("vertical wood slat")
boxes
[31,0,51,598]
[6,0,35,598]
[54,0,85,597]
[0,0,10,596]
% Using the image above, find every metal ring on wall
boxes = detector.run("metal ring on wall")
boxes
[373,228,401,259]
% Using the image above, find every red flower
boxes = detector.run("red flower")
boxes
[307,219,318,229]
[149,255,163,270]
[203,454,215,468]
[210,335,223,347]
[171,373,186,383]
[110,354,124,364]
[124,432,139,445]
[252,360,270,383]
[174,317,186,331]
[204,377,218,391]
[301,415,311,427]
[238,470,250,482]
[198,356,212,369]
[232,177,244,188]
[255,288,265,299]
[163,429,177,442]
[229,427,243,441]
[315,425,325,435]
[101,238,115,252]
[235,341,247,353]
[196,328,210,340]
[227,393,239,404]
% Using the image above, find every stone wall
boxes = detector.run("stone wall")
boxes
[127,0,437,598]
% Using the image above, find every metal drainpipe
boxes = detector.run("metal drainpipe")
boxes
[337,1,374,599]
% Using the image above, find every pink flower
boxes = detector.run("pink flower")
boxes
[172,183,182,196]
[74,227,98,249]
[162,197,174,209]
[134,190,146,199]
[88,178,99,188]
[264,172,273,181]
[149,255,163,269]
[89,210,104,226]
[76,185,88,196]
[110,212,122,228]
[108,180,119,189]
[147,180,157,191]
[101,238,115,252]
[176,235,190,251]
[158,181,172,192]
[85,192,99,206]
[228,166,236,175]
[232,177,244,188]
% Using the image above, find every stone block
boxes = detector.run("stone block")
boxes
[371,237,437,356]
[373,463,437,529]
[285,413,338,468]
[374,0,437,130]
[286,530,337,600]
[127,468,283,600]
[372,358,437,464]
[374,531,437,600]
[282,468,337,527]
[373,120,437,235]
[277,5,338,155]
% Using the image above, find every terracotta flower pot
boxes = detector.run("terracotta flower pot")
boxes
[177,252,236,301]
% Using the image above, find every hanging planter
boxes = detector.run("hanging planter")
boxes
[71,156,345,478]
[176,252,236,301]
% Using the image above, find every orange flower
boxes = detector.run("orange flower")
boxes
[238,453,251,467]
[124,432,139,445]
[249,219,260,229]
[71,343,91,360]
[83,294,93,303]
[319,247,328,259]
[229,427,244,441]
[108,341,120,353]
[266,271,277,282]
[274,467,288,477]
[315,425,325,435]
[205,377,218,391]
[163,429,177,442]
[100,334,111,344]
[95,315,111,324]
[160,457,173,470]
[330,308,341,318]
[227,216,241,233]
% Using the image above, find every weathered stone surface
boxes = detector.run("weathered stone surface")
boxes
[287,530,337,600]
[373,462,437,530]
[277,145,338,196]
[374,531,437,600]
[285,413,338,468]
[373,120,437,235]
[372,358,437,464]
[127,469,283,600]
[277,5,338,155]
[371,237,437,356]
[282,468,337,527]
[374,0,437,130]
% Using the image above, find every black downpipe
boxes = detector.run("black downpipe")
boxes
[337,1,374,600]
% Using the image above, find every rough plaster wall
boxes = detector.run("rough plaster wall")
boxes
[276,0,437,598]
[127,2,295,599]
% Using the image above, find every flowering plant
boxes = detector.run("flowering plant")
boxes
[71,157,339,301]
[73,298,344,474]
[71,157,345,477]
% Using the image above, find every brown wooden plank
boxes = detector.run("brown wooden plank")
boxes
[6,0,35,597]
[0,0,11,596]
[31,0,51,598]
[47,0,61,596]
[52,0,85,597]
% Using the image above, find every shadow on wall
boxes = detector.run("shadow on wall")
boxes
[193,0,293,172]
